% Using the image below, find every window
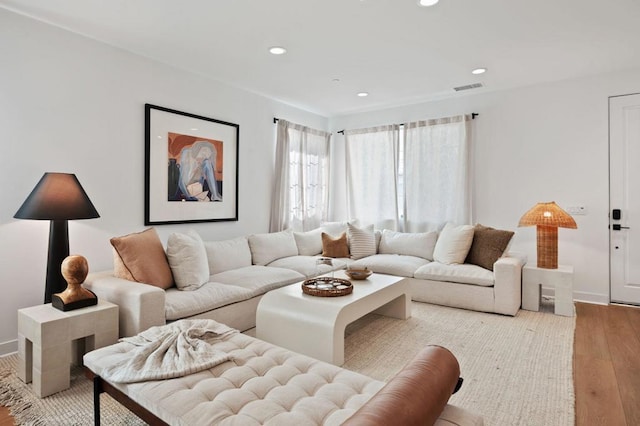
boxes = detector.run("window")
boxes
[270,120,331,232]
[344,115,471,231]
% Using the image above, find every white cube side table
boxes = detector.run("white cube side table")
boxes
[522,264,574,317]
[17,300,118,397]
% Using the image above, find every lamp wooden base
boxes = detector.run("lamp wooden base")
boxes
[52,289,98,311]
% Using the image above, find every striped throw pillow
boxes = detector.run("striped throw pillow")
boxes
[348,223,376,260]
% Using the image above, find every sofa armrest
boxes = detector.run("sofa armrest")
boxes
[343,345,462,426]
[84,271,166,337]
[492,255,525,316]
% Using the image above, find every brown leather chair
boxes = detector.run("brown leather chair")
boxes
[343,345,462,426]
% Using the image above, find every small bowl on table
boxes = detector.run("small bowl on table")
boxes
[345,268,372,280]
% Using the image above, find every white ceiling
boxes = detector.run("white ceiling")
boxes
[2,0,640,117]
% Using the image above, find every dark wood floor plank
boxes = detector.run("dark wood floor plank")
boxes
[603,305,640,425]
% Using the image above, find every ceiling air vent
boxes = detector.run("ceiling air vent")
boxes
[453,83,483,92]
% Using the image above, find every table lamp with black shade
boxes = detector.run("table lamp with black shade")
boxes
[14,172,100,309]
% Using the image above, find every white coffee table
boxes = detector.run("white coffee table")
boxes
[256,271,410,365]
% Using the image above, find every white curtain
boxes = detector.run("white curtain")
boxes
[403,115,471,231]
[344,125,400,230]
[270,119,331,232]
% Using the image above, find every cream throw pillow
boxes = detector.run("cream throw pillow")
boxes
[166,230,209,291]
[204,236,252,275]
[248,230,298,265]
[293,228,323,256]
[348,224,376,260]
[378,229,438,260]
[433,223,475,265]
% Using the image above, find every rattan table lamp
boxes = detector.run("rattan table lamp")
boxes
[518,201,577,269]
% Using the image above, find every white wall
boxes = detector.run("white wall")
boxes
[0,9,327,355]
[330,69,640,306]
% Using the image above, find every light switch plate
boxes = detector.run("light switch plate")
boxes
[565,205,588,215]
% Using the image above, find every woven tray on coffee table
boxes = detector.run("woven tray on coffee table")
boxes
[301,277,353,297]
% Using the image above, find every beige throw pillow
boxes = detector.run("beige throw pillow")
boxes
[293,228,323,256]
[248,230,298,266]
[166,230,209,291]
[322,232,350,258]
[433,223,475,265]
[110,228,173,289]
[378,229,438,260]
[204,236,252,275]
[466,224,515,271]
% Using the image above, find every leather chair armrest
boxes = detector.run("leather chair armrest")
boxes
[343,345,461,426]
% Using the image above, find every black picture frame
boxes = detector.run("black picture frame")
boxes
[144,104,239,225]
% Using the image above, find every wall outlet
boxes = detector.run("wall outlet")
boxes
[565,205,588,215]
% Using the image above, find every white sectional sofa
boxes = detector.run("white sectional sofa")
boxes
[85,222,524,338]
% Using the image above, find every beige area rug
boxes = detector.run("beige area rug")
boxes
[1,301,574,425]
[0,359,145,425]
[343,301,576,426]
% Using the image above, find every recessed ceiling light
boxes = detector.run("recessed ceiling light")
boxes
[472,68,487,75]
[269,46,287,55]
[417,0,439,6]
[357,92,369,97]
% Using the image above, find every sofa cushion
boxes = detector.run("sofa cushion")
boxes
[433,223,475,265]
[348,224,376,260]
[164,282,254,321]
[248,230,299,266]
[378,229,438,260]
[293,229,323,256]
[351,254,429,278]
[414,262,494,287]
[209,265,304,297]
[465,224,514,271]
[322,232,350,258]
[268,255,349,277]
[204,237,252,274]
[166,230,209,291]
[110,228,174,289]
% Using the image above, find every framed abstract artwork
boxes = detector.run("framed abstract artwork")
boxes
[144,104,239,225]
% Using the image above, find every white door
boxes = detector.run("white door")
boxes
[610,93,640,305]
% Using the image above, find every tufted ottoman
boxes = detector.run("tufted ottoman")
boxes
[84,324,483,425]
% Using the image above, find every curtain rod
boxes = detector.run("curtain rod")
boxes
[274,113,478,134]
[334,113,479,135]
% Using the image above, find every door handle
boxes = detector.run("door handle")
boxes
[611,224,631,230]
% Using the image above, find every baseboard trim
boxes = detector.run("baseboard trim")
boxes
[0,339,17,357]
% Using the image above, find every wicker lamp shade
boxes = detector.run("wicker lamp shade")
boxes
[519,202,577,269]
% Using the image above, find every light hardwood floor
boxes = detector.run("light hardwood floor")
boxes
[574,302,640,426]
[1,302,639,425]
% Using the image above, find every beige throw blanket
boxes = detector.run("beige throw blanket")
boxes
[100,319,237,384]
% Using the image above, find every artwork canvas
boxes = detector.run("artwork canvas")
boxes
[145,104,239,225]
[168,133,224,202]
